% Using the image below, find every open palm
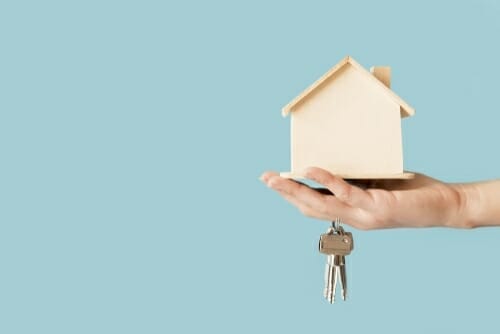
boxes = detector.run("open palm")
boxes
[260,167,466,230]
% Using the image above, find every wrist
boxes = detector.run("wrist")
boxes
[451,183,480,229]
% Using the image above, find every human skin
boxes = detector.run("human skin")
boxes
[260,167,500,230]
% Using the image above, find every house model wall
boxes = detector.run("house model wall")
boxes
[281,56,415,179]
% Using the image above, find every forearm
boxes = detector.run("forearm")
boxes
[454,180,500,228]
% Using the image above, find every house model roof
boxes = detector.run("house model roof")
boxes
[281,56,415,118]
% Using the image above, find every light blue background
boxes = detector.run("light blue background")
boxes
[1,0,500,333]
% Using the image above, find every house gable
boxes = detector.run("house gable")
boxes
[282,56,415,118]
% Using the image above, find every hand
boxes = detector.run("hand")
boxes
[260,167,471,230]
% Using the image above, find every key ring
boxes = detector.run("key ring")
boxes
[332,217,342,233]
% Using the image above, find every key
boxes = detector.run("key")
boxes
[336,252,347,301]
[319,222,354,303]
[323,254,336,303]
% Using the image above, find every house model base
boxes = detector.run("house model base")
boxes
[280,171,415,180]
[280,56,415,180]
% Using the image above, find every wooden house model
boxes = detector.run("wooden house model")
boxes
[281,56,415,179]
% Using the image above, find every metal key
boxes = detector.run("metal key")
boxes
[319,219,354,303]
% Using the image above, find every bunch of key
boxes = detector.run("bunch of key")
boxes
[318,218,354,304]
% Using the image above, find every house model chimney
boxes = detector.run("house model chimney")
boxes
[370,66,391,88]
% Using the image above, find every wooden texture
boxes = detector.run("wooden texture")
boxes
[280,171,415,180]
[280,55,415,180]
[289,63,404,177]
[370,66,391,88]
[281,56,414,118]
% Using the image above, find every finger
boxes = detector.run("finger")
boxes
[267,175,329,209]
[260,171,279,183]
[265,176,318,216]
[277,187,368,228]
[267,175,357,222]
[304,167,375,209]
[274,186,371,229]
[275,188,330,220]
